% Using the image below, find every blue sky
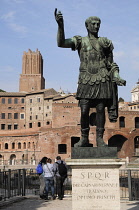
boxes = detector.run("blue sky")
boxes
[0,0,139,102]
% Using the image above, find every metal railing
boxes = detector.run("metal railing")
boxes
[0,169,26,201]
[0,168,139,202]
[0,167,72,202]
[120,169,139,200]
[24,168,72,196]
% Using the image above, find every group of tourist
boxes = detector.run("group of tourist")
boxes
[36,156,67,201]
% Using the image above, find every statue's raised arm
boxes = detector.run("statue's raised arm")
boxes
[54,8,74,48]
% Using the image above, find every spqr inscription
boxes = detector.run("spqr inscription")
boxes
[81,171,110,180]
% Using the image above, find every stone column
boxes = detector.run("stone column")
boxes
[66,158,125,210]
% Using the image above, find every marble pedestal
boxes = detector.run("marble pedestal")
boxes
[66,159,125,210]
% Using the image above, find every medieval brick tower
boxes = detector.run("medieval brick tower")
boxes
[19,49,45,92]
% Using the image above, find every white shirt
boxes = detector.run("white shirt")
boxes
[43,163,54,178]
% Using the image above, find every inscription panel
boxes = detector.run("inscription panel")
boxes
[72,168,120,210]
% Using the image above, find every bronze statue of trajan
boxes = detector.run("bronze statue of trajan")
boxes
[54,9,126,147]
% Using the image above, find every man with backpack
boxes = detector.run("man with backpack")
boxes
[53,156,67,200]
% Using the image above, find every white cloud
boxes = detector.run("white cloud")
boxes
[1,11,27,35]
[9,22,27,34]
[1,11,15,21]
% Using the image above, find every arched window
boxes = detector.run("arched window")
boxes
[119,116,125,128]
[32,142,35,149]
[18,142,21,149]
[10,154,16,165]
[134,136,139,149]
[135,117,139,128]
[23,142,26,149]
[12,142,15,149]
[5,143,8,149]
[108,135,127,152]
[28,142,31,149]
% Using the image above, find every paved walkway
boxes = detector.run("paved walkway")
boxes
[1,196,139,210]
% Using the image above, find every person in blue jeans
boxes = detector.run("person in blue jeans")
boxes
[53,156,67,200]
[43,158,55,200]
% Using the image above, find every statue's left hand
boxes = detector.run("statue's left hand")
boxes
[113,77,126,86]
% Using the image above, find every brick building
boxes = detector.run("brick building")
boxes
[19,49,45,92]
[0,49,139,166]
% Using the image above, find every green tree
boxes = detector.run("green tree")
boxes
[119,97,124,102]
[0,89,6,92]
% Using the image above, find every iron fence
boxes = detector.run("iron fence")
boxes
[131,170,139,200]
[0,168,139,203]
[0,169,26,201]
[119,169,129,199]
[0,167,72,202]
[119,169,139,200]
[24,168,72,196]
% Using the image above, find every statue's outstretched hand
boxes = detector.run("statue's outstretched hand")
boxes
[54,8,64,26]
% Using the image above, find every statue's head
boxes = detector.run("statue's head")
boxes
[85,16,101,35]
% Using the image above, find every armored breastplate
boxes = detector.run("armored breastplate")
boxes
[78,37,110,85]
